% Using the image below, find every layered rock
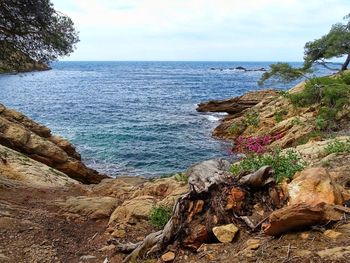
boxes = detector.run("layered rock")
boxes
[196,89,278,114]
[0,144,78,188]
[0,103,106,183]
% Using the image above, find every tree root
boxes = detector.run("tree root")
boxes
[114,165,282,262]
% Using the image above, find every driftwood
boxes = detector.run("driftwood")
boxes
[113,165,284,262]
[263,202,350,236]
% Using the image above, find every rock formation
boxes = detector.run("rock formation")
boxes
[0,103,106,183]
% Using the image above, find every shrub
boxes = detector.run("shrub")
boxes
[235,135,271,154]
[228,123,241,134]
[230,150,305,182]
[324,139,350,155]
[274,110,288,123]
[149,205,172,229]
[288,73,350,130]
[174,173,188,183]
[295,130,322,145]
[244,111,260,127]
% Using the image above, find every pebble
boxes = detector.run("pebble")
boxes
[161,251,175,262]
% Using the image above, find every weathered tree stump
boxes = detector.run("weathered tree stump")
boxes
[111,163,286,262]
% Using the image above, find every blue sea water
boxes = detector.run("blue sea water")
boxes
[0,61,332,176]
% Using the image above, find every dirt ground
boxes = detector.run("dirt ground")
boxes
[1,180,350,263]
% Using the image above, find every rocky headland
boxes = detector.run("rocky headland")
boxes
[1,74,350,262]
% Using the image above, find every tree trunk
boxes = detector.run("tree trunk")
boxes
[341,52,350,71]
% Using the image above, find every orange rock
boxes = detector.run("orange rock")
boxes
[288,167,346,206]
[161,251,175,262]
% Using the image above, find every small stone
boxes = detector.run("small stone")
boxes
[300,232,310,239]
[324,229,342,239]
[212,224,239,243]
[161,251,175,262]
[111,229,126,238]
[245,239,261,250]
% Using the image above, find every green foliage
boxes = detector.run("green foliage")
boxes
[230,150,305,183]
[244,111,260,127]
[315,116,327,131]
[291,117,305,127]
[149,205,172,229]
[274,110,288,123]
[174,173,188,183]
[295,130,322,146]
[228,123,241,134]
[304,21,350,70]
[258,63,307,86]
[0,0,79,71]
[259,14,350,85]
[288,73,350,130]
[324,139,350,155]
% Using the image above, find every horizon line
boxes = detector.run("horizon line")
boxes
[55,60,305,63]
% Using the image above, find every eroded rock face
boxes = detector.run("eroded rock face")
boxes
[0,103,106,184]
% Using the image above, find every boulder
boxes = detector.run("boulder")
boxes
[108,195,156,226]
[56,196,116,219]
[263,203,349,236]
[288,167,346,206]
[212,224,239,243]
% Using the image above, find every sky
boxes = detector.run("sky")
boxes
[52,0,350,61]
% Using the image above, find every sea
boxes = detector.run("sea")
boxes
[0,61,332,177]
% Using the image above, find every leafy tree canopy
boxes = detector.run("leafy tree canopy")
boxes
[0,0,79,71]
[259,14,350,85]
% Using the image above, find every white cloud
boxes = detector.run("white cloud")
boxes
[52,0,350,61]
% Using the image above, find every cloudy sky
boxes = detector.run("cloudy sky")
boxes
[52,0,350,61]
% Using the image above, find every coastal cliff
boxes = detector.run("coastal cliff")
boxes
[1,75,350,262]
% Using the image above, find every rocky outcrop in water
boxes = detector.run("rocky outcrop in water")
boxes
[0,103,106,183]
[197,89,277,114]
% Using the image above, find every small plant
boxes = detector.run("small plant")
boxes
[291,117,305,127]
[244,111,260,127]
[228,123,241,134]
[274,110,288,123]
[324,139,350,155]
[295,130,322,145]
[287,73,350,130]
[149,205,172,229]
[174,173,188,184]
[315,115,327,131]
[235,135,271,154]
[230,150,305,182]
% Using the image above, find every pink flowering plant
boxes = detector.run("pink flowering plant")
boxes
[234,134,284,155]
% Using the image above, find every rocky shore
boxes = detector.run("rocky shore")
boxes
[1,76,350,262]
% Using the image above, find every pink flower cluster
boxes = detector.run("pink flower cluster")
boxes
[233,134,283,154]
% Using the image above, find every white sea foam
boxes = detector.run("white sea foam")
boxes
[205,115,220,122]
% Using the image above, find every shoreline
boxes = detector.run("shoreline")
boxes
[1,73,350,262]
